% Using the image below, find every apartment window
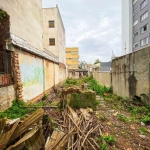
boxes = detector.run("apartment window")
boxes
[72,58,78,62]
[133,42,138,48]
[49,21,55,28]
[141,0,148,10]
[133,31,138,37]
[71,52,78,54]
[140,37,148,46]
[133,0,138,5]
[133,19,138,26]
[141,24,148,34]
[49,38,55,45]
[133,8,138,16]
[141,11,148,22]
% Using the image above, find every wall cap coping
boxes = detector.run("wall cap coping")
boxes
[10,33,59,63]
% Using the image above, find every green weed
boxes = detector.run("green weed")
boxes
[100,144,108,150]
[139,127,147,134]
[140,116,150,124]
[0,99,35,119]
[117,114,128,122]
[98,135,116,146]
[64,77,112,96]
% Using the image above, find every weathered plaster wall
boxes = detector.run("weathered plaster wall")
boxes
[0,0,43,51]
[55,64,59,85]
[43,8,57,56]
[93,71,111,88]
[18,51,44,102]
[42,6,66,64]
[112,47,150,99]
[0,86,15,110]
[57,8,66,65]
[59,67,66,83]
[45,60,55,90]
[18,50,61,102]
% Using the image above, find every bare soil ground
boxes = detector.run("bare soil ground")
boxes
[96,95,150,150]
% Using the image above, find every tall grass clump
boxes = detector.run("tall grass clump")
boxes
[88,78,112,95]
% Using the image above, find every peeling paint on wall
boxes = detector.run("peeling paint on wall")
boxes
[19,52,44,102]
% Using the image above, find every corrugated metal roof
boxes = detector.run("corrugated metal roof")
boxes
[10,33,59,63]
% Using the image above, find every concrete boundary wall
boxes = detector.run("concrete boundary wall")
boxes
[112,46,150,99]
[93,71,111,87]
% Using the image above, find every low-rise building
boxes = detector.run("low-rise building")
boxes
[0,0,66,110]
[43,5,66,82]
[66,47,79,70]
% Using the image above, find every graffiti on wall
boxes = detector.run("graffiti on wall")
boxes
[19,53,44,101]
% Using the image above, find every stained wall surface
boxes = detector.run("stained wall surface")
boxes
[45,60,55,91]
[112,46,150,101]
[18,51,44,102]
[93,71,111,88]
[0,0,43,51]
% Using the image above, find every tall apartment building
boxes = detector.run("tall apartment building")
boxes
[66,47,79,70]
[122,0,149,55]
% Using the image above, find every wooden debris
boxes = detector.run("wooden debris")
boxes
[8,108,44,144]
[0,119,20,150]
[0,104,103,149]
[45,105,102,150]
[7,127,45,150]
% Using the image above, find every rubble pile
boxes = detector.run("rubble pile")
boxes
[0,105,103,150]
[0,108,45,150]
[45,105,101,150]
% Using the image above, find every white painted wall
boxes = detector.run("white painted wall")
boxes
[122,0,133,55]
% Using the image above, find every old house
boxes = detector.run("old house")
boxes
[0,0,66,110]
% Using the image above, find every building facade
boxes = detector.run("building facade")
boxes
[122,0,150,54]
[66,47,79,70]
[0,0,66,110]
[43,6,66,82]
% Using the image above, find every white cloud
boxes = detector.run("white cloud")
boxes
[43,0,121,63]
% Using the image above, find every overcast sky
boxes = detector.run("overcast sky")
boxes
[43,0,122,64]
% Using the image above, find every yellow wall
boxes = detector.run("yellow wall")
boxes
[66,47,79,69]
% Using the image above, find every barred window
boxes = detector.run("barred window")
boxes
[0,45,12,86]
